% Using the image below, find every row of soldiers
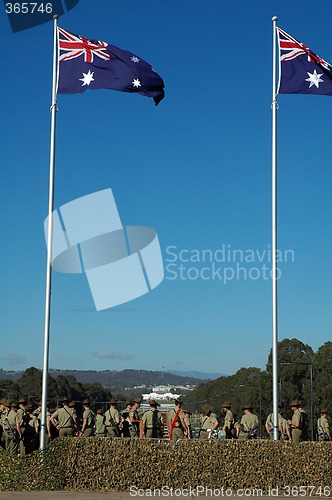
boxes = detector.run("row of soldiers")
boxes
[1,396,330,456]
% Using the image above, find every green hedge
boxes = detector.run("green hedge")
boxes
[1,439,332,492]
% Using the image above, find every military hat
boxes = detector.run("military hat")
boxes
[320,408,329,414]
[125,399,132,405]
[132,397,141,404]
[18,397,27,404]
[242,404,253,410]
[183,409,192,414]
[25,404,33,412]
[2,399,11,408]
[110,398,117,404]
[289,399,301,407]
[221,401,232,408]
[62,397,70,402]
[175,398,183,405]
[11,401,19,408]
[83,399,90,405]
[96,408,104,414]
[68,401,76,407]
[149,399,159,406]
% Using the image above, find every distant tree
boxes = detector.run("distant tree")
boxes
[312,341,332,410]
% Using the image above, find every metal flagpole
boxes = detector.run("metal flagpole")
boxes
[271,15,279,441]
[40,14,59,450]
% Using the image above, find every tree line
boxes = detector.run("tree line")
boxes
[185,338,332,439]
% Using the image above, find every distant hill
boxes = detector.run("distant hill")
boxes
[165,370,225,380]
[0,368,203,389]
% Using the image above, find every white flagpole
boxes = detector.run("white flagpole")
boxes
[271,15,279,440]
[40,14,59,450]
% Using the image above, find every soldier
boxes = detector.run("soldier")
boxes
[168,398,186,444]
[287,399,304,445]
[105,398,121,438]
[317,408,331,441]
[265,403,283,439]
[221,401,235,439]
[80,399,95,437]
[17,397,29,455]
[239,404,259,440]
[94,408,106,437]
[199,404,219,439]
[50,397,77,437]
[2,400,20,456]
[121,399,132,437]
[141,400,164,439]
[183,409,193,439]
[128,397,142,438]
[23,404,39,454]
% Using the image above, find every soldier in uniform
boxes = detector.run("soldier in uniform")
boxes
[23,404,39,454]
[287,399,303,445]
[50,397,78,437]
[2,400,20,456]
[129,397,142,438]
[168,398,187,444]
[141,400,164,439]
[80,399,95,437]
[121,399,132,437]
[199,404,219,439]
[183,409,193,439]
[94,408,106,437]
[317,408,331,441]
[105,398,121,438]
[239,404,259,440]
[221,401,235,439]
[265,403,283,439]
[17,397,29,455]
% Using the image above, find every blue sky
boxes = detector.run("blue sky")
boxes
[0,0,331,377]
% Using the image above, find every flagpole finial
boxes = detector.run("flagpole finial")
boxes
[53,14,59,20]
[272,16,278,22]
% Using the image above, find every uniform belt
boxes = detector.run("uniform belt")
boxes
[61,426,73,428]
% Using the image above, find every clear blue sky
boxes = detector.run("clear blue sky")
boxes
[0,0,331,376]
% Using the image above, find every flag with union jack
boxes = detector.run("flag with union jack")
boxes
[277,27,332,95]
[57,27,165,105]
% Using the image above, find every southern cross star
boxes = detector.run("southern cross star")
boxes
[132,78,141,88]
[131,56,140,63]
[305,69,324,88]
[79,70,95,86]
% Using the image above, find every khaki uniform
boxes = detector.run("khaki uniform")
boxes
[290,409,302,445]
[95,413,106,437]
[265,412,282,439]
[142,408,163,439]
[82,408,95,437]
[128,408,141,438]
[199,414,217,439]
[168,408,185,444]
[17,407,29,455]
[3,410,19,455]
[223,410,235,439]
[52,405,76,437]
[105,407,121,438]
[239,411,259,440]
[317,415,330,441]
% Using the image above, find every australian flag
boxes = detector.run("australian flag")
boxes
[57,27,165,105]
[277,27,332,95]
